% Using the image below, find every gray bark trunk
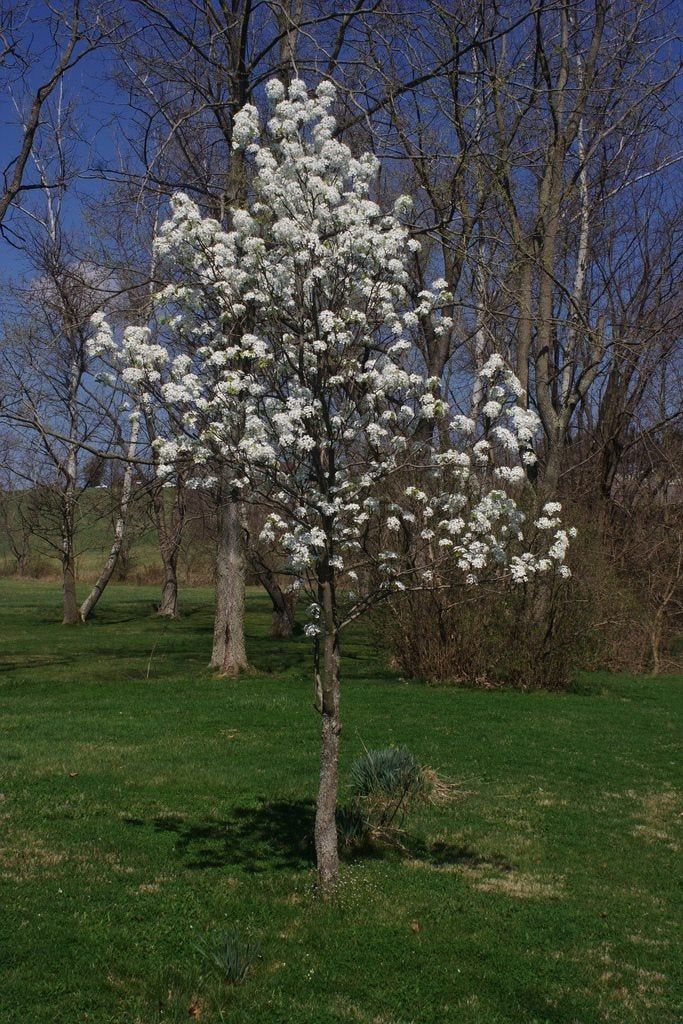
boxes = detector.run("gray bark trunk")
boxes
[157,559,179,618]
[210,492,249,675]
[78,519,126,622]
[542,434,564,499]
[314,577,341,895]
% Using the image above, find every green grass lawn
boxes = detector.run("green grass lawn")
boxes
[0,580,681,1024]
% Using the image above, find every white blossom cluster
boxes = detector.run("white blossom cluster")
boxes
[91,78,573,632]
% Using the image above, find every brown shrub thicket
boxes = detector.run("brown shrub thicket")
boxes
[379,486,682,687]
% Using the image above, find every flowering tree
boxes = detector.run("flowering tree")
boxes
[93,79,571,893]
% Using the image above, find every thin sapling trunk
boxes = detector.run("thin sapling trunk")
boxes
[314,574,341,895]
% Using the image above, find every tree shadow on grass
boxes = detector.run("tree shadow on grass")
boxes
[0,654,75,672]
[341,832,514,873]
[248,638,312,678]
[132,799,513,876]
[150,799,316,872]
[414,839,513,872]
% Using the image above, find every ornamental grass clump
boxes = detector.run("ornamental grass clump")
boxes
[195,929,261,985]
[340,746,461,848]
[351,745,426,801]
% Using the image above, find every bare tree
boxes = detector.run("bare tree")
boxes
[0,1,114,235]
[0,172,124,621]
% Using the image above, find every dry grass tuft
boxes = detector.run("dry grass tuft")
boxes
[469,870,565,899]
[420,767,472,804]
[628,787,680,850]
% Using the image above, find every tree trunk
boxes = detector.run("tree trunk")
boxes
[314,577,341,895]
[79,520,127,622]
[61,446,79,625]
[271,589,296,638]
[210,493,249,675]
[62,547,79,625]
[542,437,563,498]
[157,556,179,618]
[80,412,140,622]
[148,467,185,620]
[254,561,296,637]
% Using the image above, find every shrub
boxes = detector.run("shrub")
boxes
[379,573,593,690]
[379,485,683,686]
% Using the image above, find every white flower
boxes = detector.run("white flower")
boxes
[542,502,562,515]
[233,104,260,148]
[482,400,502,419]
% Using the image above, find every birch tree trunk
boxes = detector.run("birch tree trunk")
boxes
[314,575,341,895]
[79,412,140,621]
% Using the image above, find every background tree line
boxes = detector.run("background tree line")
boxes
[0,0,680,679]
